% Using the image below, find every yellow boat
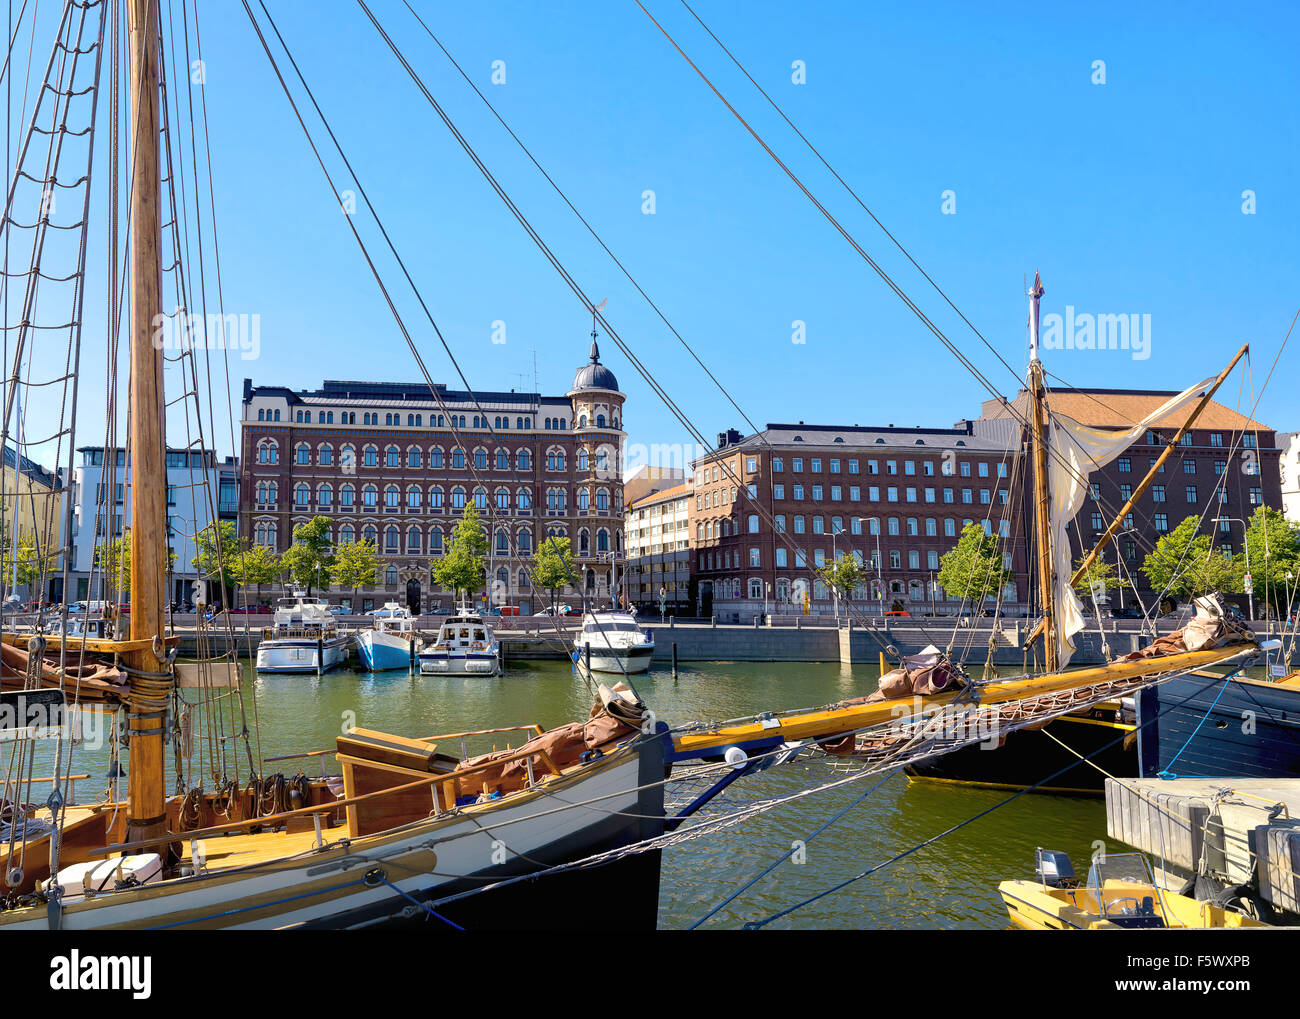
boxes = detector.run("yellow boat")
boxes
[998,850,1267,930]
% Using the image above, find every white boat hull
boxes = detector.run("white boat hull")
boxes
[419,645,501,676]
[356,628,419,671]
[256,635,351,673]
[579,643,655,675]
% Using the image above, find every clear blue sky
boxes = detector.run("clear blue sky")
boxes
[12,1,1300,468]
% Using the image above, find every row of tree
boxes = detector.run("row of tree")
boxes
[174,504,583,612]
[816,506,1300,616]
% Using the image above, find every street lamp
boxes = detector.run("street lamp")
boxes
[1212,516,1252,620]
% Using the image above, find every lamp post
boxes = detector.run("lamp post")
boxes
[1212,516,1252,620]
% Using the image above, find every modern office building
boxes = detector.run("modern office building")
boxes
[65,445,222,604]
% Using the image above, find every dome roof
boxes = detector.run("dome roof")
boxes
[571,338,619,392]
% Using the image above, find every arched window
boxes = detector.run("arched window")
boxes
[495,448,509,470]
[295,443,310,465]
[318,484,332,507]
[596,414,605,428]
[495,529,509,554]
[517,488,532,511]
[579,529,590,554]
[429,486,444,510]
[577,449,589,471]
[518,529,532,553]
[406,527,422,554]
[578,488,590,512]
[495,487,509,511]
[474,447,488,470]
[429,528,444,554]
[596,488,609,512]
[429,446,444,468]
[385,566,398,586]
[473,487,487,510]
[384,485,400,509]
[452,447,466,469]
[407,486,421,509]
[318,444,334,466]
[597,529,609,552]
[385,445,400,468]
[384,526,399,552]
[363,444,378,467]
[363,484,378,507]
[294,483,309,508]
[517,448,531,470]
[363,525,378,545]
[340,483,355,508]
[339,523,355,544]
[408,447,422,468]
[451,487,466,509]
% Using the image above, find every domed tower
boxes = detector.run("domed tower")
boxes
[567,329,626,603]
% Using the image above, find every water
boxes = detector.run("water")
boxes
[29,656,1122,930]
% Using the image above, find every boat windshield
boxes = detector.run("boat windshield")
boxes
[1086,853,1161,918]
[585,622,640,633]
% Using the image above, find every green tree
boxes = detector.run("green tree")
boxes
[937,522,1013,602]
[1072,554,1129,603]
[432,504,487,605]
[330,538,380,610]
[229,540,283,606]
[1141,516,1235,603]
[0,533,39,596]
[531,536,576,614]
[94,531,132,601]
[818,553,864,603]
[280,515,335,596]
[192,520,240,603]
[1235,505,1300,616]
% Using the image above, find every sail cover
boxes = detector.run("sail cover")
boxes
[1046,377,1215,668]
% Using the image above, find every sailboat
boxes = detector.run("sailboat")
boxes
[0,2,1273,933]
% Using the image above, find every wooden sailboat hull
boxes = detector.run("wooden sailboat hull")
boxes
[905,711,1136,795]
[1137,671,1300,779]
[0,739,666,931]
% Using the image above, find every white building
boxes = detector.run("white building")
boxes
[66,446,221,604]
[1281,432,1300,524]
[624,480,692,615]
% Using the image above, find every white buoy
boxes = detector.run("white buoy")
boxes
[724,746,748,770]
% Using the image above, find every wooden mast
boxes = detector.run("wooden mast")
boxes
[124,0,169,848]
[1026,273,1058,673]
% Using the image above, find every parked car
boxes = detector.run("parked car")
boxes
[327,604,349,616]
[884,610,911,618]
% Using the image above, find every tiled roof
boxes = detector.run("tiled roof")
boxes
[980,389,1272,433]
[628,481,692,509]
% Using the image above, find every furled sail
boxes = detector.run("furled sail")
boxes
[1046,378,1215,668]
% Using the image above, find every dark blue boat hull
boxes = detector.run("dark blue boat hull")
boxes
[1137,673,1300,778]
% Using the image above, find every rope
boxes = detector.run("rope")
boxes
[1155,677,1231,779]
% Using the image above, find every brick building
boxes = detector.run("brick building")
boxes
[688,423,1028,621]
[979,388,1285,615]
[239,338,627,613]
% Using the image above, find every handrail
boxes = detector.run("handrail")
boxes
[265,724,546,763]
[88,744,566,858]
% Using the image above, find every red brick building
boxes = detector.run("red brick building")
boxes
[240,340,627,612]
[687,423,1029,621]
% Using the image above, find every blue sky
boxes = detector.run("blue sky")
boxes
[10,0,1299,468]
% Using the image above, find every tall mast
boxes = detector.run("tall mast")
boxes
[1026,272,1058,672]
[124,0,169,847]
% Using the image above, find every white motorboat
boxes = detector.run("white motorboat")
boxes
[255,591,351,673]
[418,609,501,676]
[573,611,655,675]
[356,602,422,671]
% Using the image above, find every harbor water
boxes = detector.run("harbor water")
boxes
[33,656,1146,930]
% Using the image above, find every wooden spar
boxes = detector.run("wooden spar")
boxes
[124,0,170,848]
[1068,342,1250,589]
[1026,274,1058,672]
[671,640,1258,757]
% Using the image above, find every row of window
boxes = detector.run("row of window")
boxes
[254,480,622,514]
[249,520,620,555]
[256,440,616,474]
